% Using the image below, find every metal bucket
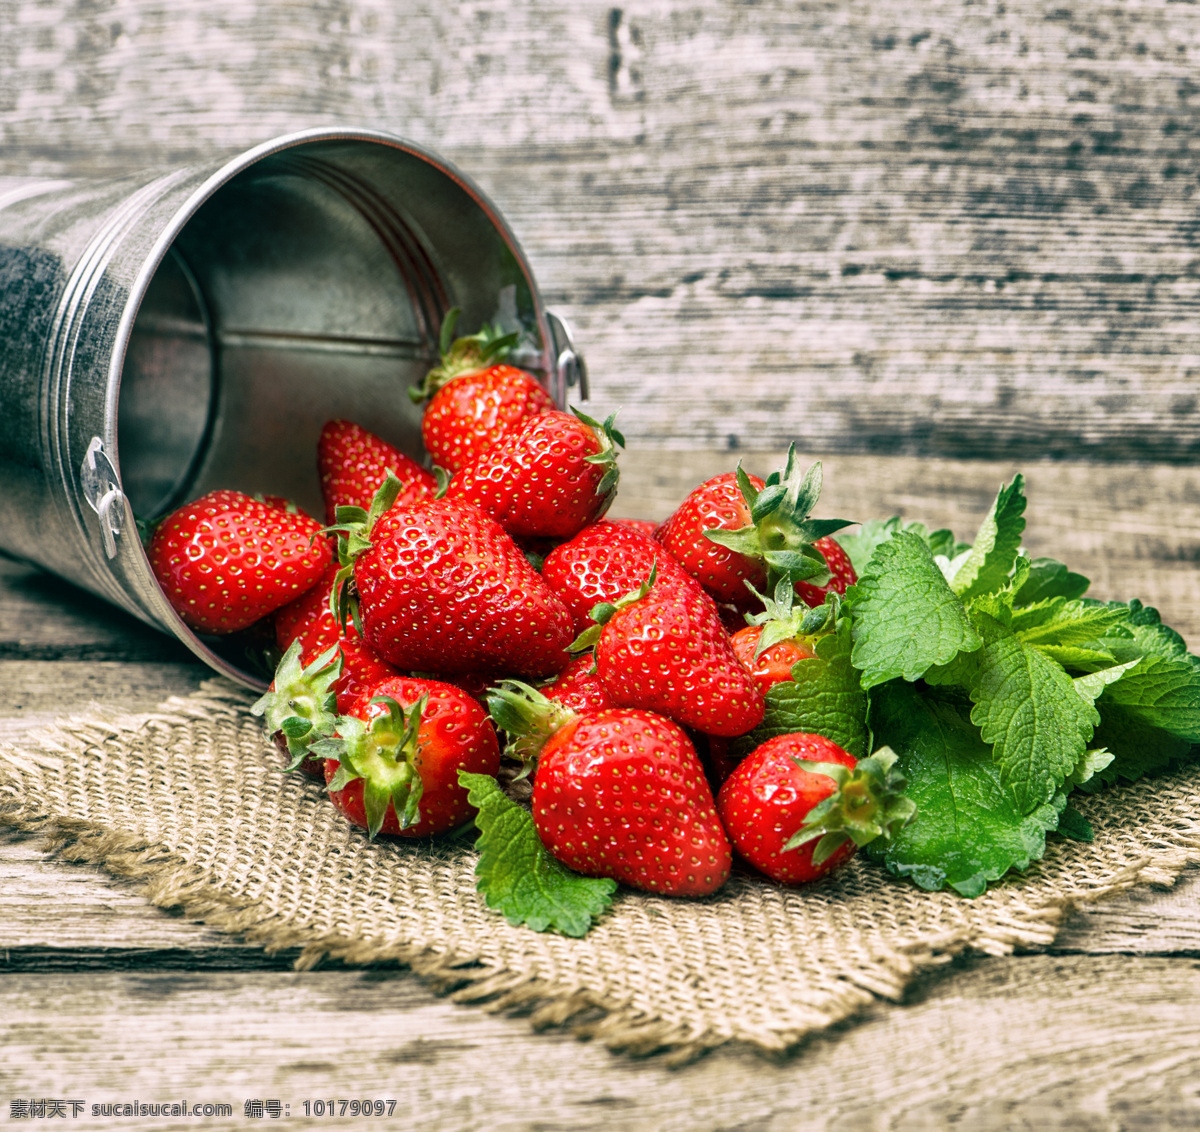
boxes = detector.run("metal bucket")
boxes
[0,127,585,688]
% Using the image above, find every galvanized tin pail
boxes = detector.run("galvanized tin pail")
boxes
[0,127,585,688]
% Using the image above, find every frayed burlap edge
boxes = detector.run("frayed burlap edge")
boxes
[2,680,1199,1065]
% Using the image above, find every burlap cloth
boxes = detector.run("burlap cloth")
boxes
[2,679,1199,1062]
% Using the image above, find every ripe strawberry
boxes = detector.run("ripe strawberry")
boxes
[578,568,765,738]
[730,625,817,696]
[540,653,615,714]
[318,419,437,524]
[487,684,731,896]
[336,479,573,679]
[541,519,702,635]
[660,449,854,614]
[655,470,768,610]
[148,490,329,634]
[795,536,857,608]
[272,560,400,714]
[445,409,624,541]
[717,735,914,885]
[411,309,555,475]
[319,675,500,838]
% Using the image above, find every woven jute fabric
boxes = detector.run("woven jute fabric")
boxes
[2,680,1199,1061]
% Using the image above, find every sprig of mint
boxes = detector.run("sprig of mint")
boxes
[840,473,1200,897]
[458,771,616,937]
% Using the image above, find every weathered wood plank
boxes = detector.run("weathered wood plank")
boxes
[0,660,208,717]
[2,956,1200,1129]
[1,1,1198,460]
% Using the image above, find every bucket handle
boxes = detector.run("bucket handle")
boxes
[81,437,127,559]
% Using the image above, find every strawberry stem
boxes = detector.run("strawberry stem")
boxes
[250,641,341,769]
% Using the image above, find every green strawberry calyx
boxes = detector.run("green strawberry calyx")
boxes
[313,694,428,838]
[742,577,836,660]
[408,306,521,403]
[784,746,917,865]
[703,446,855,593]
[250,640,342,770]
[573,406,626,510]
[486,679,578,775]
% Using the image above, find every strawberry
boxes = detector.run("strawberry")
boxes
[318,675,500,838]
[541,519,701,635]
[655,470,768,610]
[445,409,624,541]
[660,450,855,617]
[575,568,765,738]
[148,489,330,634]
[716,735,914,885]
[540,653,615,714]
[410,309,555,475]
[795,535,857,608]
[333,477,574,679]
[730,626,817,696]
[317,419,437,525]
[272,560,400,714]
[487,684,731,896]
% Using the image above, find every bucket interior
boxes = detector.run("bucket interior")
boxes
[115,137,548,679]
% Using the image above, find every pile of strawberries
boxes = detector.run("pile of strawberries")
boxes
[147,312,910,899]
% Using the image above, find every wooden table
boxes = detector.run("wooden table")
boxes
[3,0,1200,1124]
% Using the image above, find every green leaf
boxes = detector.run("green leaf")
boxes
[729,615,869,760]
[1011,599,1128,651]
[1056,805,1095,843]
[865,683,1067,897]
[833,516,967,579]
[1095,655,1200,743]
[459,772,616,937]
[1012,557,1090,605]
[846,531,982,690]
[966,611,1098,812]
[1094,599,1194,665]
[949,475,1027,601]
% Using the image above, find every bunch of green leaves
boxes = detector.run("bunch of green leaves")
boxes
[831,475,1200,896]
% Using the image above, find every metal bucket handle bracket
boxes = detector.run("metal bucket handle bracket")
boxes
[81,437,126,559]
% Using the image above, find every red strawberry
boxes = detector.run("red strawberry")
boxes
[582,569,765,738]
[541,519,701,635]
[318,419,437,525]
[321,675,500,838]
[717,735,914,885]
[411,309,555,475]
[655,470,767,609]
[796,536,857,608]
[535,709,731,896]
[342,486,573,679]
[487,684,731,896]
[660,451,854,614]
[730,625,817,696]
[445,409,624,540]
[540,653,615,714]
[148,490,329,634]
[272,560,400,714]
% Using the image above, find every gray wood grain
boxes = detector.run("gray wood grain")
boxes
[3,956,1200,1130]
[1,0,1198,461]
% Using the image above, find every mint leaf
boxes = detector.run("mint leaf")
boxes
[1011,599,1128,651]
[967,611,1098,812]
[949,475,1027,601]
[459,772,616,937]
[1095,655,1200,743]
[730,615,869,760]
[1056,805,1095,842]
[846,531,982,690]
[866,683,1067,897]
[1012,557,1090,605]
[1094,599,1194,665]
[835,517,966,577]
